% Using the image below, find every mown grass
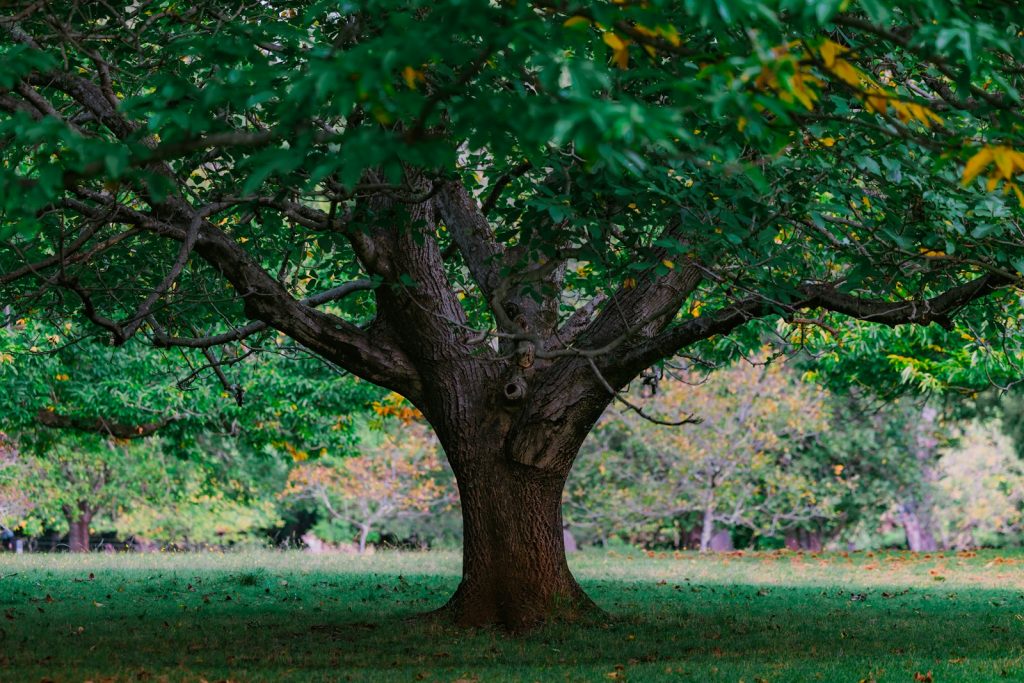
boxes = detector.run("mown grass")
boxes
[1,548,1022,682]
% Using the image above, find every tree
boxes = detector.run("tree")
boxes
[0,433,32,531]
[566,355,830,551]
[3,1,1024,625]
[281,403,454,552]
[20,432,171,551]
[934,421,1024,549]
[0,318,381,550]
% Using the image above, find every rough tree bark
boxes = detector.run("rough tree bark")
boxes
[418,357,613,627]
[442,460,594,626]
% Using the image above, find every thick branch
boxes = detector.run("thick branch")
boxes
[149,279,378,349]
[36,409,175,439]
[435,181,504,299]
[618,273,1011,381]
[56,193,418,394]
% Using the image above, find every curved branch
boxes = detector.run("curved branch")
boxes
[149,279,379,349]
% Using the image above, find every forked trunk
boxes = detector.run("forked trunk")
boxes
[438,454,597,628]
[413,355,613,628]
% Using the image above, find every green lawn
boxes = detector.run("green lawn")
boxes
[1,548,1022,682]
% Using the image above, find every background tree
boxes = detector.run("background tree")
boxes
[0,433,32,533]
[20,432,169,551]
[934,421,1024,549]
[281,402,454,553]
[4,1,1024,625]
[566,355,831,551]
[0,316,382,550]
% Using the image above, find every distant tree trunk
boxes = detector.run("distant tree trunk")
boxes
[563,526,578,553]
[700,500,715,553]
[900,405,941,552]
[64,505,92,553]
[899,501,938,552]
[357,524,370,553]
[785,528,823,551]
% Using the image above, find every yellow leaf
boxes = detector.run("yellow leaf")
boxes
[820,137,836,147]
[1011,182,1024,208]
[602,32,627,51]
[1010,150,1024,173]
[402,66,424,90]
[563,15,590,28]
[962,147,994,186]
[659,24,682,47]
[865,92,889,115]
[737,116,747,132]
[602,32,630,69]
[661,259,675,269]
[623,277,637,290]
[829,58,862,88]
[788,72,819,110]
[818,39,847,68]
[994,146,1015,180]
[922,107,944,126]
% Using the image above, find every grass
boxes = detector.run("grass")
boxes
[1,548,1022,682]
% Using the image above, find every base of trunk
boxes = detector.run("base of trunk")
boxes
[429,574,602,629]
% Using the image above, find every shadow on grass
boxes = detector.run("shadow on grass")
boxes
[3,570,1023,681]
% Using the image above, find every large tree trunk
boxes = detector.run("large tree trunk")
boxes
[438,457,596,628]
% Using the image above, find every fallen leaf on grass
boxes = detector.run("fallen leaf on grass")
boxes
[913,672,933,683]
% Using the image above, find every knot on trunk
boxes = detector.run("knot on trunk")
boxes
[503,375,527,402]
